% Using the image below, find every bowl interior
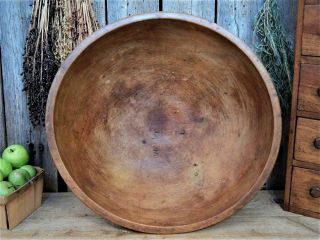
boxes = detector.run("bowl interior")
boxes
[53,19,275,227]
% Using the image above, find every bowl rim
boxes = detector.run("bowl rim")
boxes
[46,12,282,234]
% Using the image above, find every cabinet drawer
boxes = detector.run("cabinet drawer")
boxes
[291,167,320,214]
[302,4,320,56]
[294,118,320,165]
[298,64,320,114]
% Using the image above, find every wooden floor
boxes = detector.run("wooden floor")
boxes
[1,191,319,239]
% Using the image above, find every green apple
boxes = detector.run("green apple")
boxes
[0,181,15,196]
[2,144,29,168]
[0,171,3,181]
[18,168,31,180]
[0,158,13,178]
[8,169,29,188]
[20,165,37,178]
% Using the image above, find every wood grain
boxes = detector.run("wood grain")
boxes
[301,55,320,65]
[1,191,320,239]
[293,159,320,171]
[163,0,215,22]
[93,0,107,26]
[216,0,264,49]
[277,0,298,45]
[107,0,159,23]
[217,0,298,190]
[0,205,6,229]
[0,167,44,229]
[46,13,281,233]
[305,0,320,5]
[302,4,320,56]
[290,167,320,215]
[298,64,320,114]
[0,0,33,153]
[0,50,6,151]
[284,0,305,210]
[294,118,320,165]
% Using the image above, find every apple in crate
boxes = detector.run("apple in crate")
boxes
[0,158,12,178]
[20,165,37,178]
[2,144,29,168]
[8,169,29,188]
[0,181,15,196]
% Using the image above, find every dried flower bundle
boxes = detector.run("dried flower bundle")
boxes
[254,0,294,115]
[23,0,99,126]
[23,0,57,126]
[53,0,98,63]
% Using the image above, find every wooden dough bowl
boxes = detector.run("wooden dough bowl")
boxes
[46,13,282,234]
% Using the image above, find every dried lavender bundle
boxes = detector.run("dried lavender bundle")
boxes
[23,0,58,126]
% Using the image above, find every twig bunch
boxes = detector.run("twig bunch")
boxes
[254,0,294,115]
[23,0,99,126]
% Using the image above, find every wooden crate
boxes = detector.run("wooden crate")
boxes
[0,167,44,229]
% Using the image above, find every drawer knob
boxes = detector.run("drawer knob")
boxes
[314,137,320,149]
[309,186,320,198]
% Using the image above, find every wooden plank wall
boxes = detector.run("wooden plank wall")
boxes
[0,0,297,191]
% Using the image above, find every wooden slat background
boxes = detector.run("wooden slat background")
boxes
[0,0,298,192]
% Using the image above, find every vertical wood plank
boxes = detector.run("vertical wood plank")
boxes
[106,0,127,24]
[217,0,264,49]
[163,0,192,15]
[93,0,107,26]
[0,0,58,191]
[107,0,159,23]
[127,0,159,16]
[0,50,7,151]
[277,0,298,46]
[163,0,215,22]
[0,0,33,147]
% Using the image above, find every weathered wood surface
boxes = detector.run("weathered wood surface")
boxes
[1,191,319,239]
[93,0,107,26]
[0,0,59,191]
[0,0,298,191]
[163,0,215,22]
[0,0,107,192]
[107,0,159,23]
[217,0,297,47]
[0,52,6,151]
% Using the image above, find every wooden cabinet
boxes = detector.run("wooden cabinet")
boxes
[284,0,320,218]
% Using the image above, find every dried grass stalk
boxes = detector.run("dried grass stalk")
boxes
[53,0,73,63]
[53,0,99,62]
[254,0,294,115]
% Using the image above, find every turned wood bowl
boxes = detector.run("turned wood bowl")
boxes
[46,13,281,234]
